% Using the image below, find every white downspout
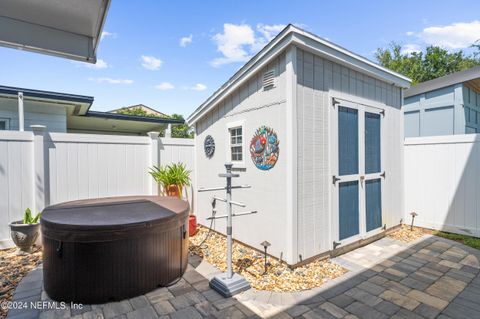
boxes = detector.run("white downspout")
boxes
[18,92,24,131]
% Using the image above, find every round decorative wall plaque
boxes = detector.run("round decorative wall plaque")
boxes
[250,126,279,170]
[204,135,215,158]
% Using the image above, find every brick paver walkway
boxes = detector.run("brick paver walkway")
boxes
[6,235,480,319]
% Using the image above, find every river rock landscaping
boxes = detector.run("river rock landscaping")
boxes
[0,246,42,318]
[387,224,434,243]
[189,226,347,292]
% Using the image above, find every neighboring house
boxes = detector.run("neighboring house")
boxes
[188,24,410,266]
[0,85,183,135]
[109,104,169,118]
[404,67,480,137]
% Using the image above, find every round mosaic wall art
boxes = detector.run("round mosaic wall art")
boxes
[204,135,215,158]
[250,126,279,170]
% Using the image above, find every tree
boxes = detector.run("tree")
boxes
[170,114,194,139]
[116,106,166,118]
[116,107,193,138]
[375,42,480,85]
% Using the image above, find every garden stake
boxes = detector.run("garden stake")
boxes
[198,163,258,297]
[410,212,418,231]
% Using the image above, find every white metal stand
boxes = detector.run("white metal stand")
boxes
[198,163,257,297]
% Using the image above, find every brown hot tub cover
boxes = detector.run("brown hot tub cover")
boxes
[41,196,190,304]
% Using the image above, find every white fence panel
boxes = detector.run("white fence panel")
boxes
[158,138,195,206]
[404,134,480,237]
[0,130,195,247]
[46,133,152,205]
[0,131,34,246]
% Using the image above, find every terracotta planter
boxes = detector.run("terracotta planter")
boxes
[166,185,180,198]
[189,215,197,237]
[9,221,40,252]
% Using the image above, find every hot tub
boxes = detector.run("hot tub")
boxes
[41,196,189,304]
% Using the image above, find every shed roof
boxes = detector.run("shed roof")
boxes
[0,0,110,63]
[405,66,480,98]
[187,24,411,125]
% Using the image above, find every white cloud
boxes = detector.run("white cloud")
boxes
[210,23,286,67]
[180,34,193,47]
[257,23,285,41]
[101,31,117,40]
[184,83,207,91]
[141,55,163,70]
[85,59,108,69]
[88,77,133,84]
[411,20,480,49]
[155,82,175,90]
[401,44,422,55]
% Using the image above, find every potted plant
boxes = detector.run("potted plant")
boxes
[9,208,41,252]
[149,163,197,235]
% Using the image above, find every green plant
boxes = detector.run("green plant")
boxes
[434,231,480,250]
[149,162,191,198]
[22,208,41,224]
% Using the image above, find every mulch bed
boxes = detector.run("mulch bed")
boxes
[189,226,347,292]
[0,246,42,318]
[387,224,434,243]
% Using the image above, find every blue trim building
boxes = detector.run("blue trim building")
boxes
[404,67,480,137]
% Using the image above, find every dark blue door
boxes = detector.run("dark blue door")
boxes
[338,106,358,175]
[365,111,382,231]
[366,179,382,231]
[338,105,359,240]
[339,181,359,240]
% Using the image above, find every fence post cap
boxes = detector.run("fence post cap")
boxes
[30,125,46,134]
[147,131,160,139]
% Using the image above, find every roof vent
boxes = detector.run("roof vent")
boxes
[263,69,275,91]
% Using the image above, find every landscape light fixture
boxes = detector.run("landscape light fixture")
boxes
[410,212,418,231]
[260,241,271,275]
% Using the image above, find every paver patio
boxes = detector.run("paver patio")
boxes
[6,234,480,319]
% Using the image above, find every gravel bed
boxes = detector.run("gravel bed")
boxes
[0,246,42,318]
[189,226,347,292]
[387,224,433,243]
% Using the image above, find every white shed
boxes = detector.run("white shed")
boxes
[188,25,410,266]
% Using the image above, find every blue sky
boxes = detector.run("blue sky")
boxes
[1,0,480,118]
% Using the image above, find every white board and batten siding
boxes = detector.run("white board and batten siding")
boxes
[0,131,35,242]
[296,48,404,260]
[0,130,194,247]
[194,53,290,262]
[405,134,480,237]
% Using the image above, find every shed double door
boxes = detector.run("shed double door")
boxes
[333,98,384,245]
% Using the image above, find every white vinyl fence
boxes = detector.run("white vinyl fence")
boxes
[0,127,194,247]
[405,134,480,237]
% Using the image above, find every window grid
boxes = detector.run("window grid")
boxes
[230,127,243,161]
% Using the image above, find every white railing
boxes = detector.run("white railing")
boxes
[404,134,480,237]
[0,127,194,247]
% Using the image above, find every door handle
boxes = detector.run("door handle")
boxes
[360,175,365,181]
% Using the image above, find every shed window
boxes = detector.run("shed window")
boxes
[229,127,243,161]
